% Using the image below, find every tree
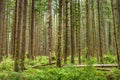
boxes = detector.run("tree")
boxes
[20,0,27,70]
[64,0,68,63]
[117,0,120,68]
[0,0,5,61]
[98,0,103,63]
[57,0,62,67]
[14,0,23,72]
[91,0,96,56]
[70,0,75,64]
[48,0,52,64]
[86,0,90,59]
[29,0,35,59]
[78,0,81,64]
[11,0,18,59]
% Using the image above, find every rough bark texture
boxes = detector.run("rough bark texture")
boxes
[48,0,52,64]
[117,0,120,68]
[64,0,68,63]
[20,0,27,70]
[86,0,90,59]
[78,0,81,64]
[98,0,103,63]
[0,0,5,61]
[70,0,75,64]
[29,0,35,59]
[57,0,62,67]
[14,0,22,72]
[91,0,96,56]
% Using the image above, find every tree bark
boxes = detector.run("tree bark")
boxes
[29,0,35,59]
[117,0,120,68]
[57,0,62,67]
[0,0,5,61]
[14,0,23,72]
[98,0,103,63]
[78,0,81,64]
[48,0,52,64]
[70,0,75,64]
[64,0,68,63]
[20,0,27,70]
[86,0,91,59]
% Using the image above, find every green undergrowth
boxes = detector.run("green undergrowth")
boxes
[0,63,120,80]
[0,54,119,80]
[0,66,111,80]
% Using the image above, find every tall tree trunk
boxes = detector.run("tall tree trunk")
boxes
[64,0,68,63]
[11,0,18,59]
[117,0,120,68]
[29,0,35,59]
[0,0,5,61]
[70,0,75,64]
[98,0,103,63]
[57,0,62,67]
[78,0,81,64]
[20,0,27,70]
[91,0,96,56]
[5,0,9,57]
[14,0,23,72]
[86,0,90,59]
[48,0,52,64]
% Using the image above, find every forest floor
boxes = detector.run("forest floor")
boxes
[0,56,120,80]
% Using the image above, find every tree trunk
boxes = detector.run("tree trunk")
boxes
[98,0,103,63]
[70,0,75,64]
[57,0,62,67]
[20,0,27,70]
[117,0,120,68]
[0,0,5,61]
[14,0,23,72]
[78,0,81,64]
[64,0,68,63]
[86,0,91,59]
[29,0,35,59]
[48,0,52,64]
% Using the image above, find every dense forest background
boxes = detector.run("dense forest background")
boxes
[0,0,120,79]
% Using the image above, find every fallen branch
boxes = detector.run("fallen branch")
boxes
[41,62,56,66]
[32,62,56,68]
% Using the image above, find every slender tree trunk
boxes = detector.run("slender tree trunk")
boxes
[117,0,120,68]
[86,0,90,59]
[14,0,23,72]
[0,0,5,61]
[20,0,27,70]
[64,0,68,63]
[29,0,35,59]
[48,0,52,64]
[70,0,75,64]
[5,0,9,57]
[98,0,103,63]
[57,0,62,67]
[91,0,96,56]
[78,0,81,64]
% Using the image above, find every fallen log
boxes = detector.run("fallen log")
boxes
[73,64,118,68]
